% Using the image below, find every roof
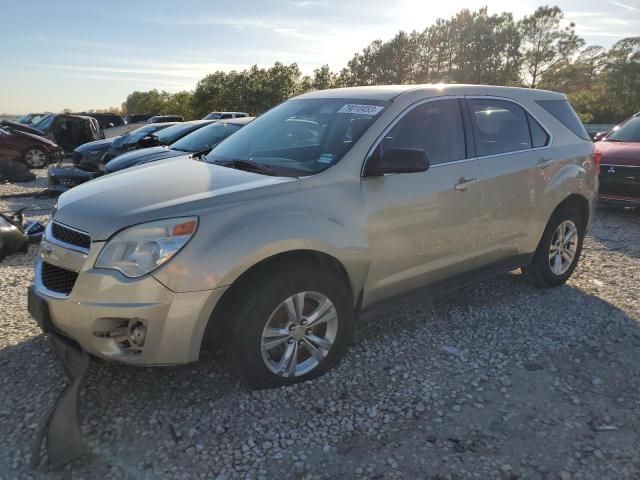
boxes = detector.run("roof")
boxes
[218,117,254,126]
[294,84,566,102]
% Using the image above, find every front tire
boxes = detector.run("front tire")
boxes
[524,205,585,287]
[226,264,353,389]
[22,146,48,169]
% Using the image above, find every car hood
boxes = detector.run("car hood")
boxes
[55,158,299,240]
[12,128,58,148]
[105,146,185,172]
[596,141,640,166]
[74,138,114,153]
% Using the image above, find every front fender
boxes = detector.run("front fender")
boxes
[152,181,370,298]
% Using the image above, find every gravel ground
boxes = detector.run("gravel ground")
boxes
[0,188,639,479]
[0,169,50,197]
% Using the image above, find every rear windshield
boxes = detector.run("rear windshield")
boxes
[153,123,201,143]
[171,122,242,152]
[607,116,640,142]
[536,100,589,141]
[111,124,168,147]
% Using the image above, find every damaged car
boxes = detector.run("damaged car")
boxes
[104,117,253,173]
[48,123,178,191]
[6,114,101,153]
[0,123,63,168]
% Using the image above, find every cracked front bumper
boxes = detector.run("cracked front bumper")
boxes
[29,239,226,365]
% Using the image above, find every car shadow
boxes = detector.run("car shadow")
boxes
[1,270,639,478]
[589,204,640,259]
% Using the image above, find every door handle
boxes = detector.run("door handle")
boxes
[537,158,555,169]
[454,177,478,191]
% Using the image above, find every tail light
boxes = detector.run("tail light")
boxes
[592,147,601,175]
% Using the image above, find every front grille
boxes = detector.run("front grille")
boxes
[600,183,640,197]
[51,222,91,250]
[41,262,78,296]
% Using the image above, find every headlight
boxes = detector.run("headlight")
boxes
[95,217,198,278]
[50,201,58,220]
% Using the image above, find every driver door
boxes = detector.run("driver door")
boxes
[361,98,483,307]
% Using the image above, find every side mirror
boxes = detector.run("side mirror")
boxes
[593,132,607,142]
[364,148,430,177]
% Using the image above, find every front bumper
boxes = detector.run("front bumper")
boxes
[29,237,226,365]
[47,167,101,192]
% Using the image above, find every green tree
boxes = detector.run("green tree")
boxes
[519,6,584,88]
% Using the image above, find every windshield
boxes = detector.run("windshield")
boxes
[607,116,640,142]
[172,122,242,153]
[203,113,222,120]
[205,98,387,176]
[153,123,200,143]
[32,114,55,132]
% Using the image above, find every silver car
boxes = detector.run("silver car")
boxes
[29,85,598,389]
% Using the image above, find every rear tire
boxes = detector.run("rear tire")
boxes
[225,263,353,390]
[524,205,585,287]
[22,146,48,169]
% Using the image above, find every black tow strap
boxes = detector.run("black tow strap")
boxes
[31,334,90,470]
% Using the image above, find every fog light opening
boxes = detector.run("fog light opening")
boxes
[129,321,147,347]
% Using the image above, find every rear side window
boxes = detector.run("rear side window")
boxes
[468,99,531,156]
[536,100,589,141]
[527,113,550,148]
[379,99,466,165]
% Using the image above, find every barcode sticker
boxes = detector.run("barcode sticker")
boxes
[337,104,385,115]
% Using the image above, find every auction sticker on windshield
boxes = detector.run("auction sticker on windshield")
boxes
[337,104,385,115]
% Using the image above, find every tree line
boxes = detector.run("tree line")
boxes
[121,5,640,124]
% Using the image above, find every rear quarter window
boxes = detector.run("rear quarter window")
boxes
[536,100,589,141]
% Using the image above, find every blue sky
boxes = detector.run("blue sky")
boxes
[1,0,638,114]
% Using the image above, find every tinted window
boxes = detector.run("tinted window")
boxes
[375,99,466,165]
[536,100,589,141]
[527,113,550,148]
[220,114,232,119]
[469,99,531,156]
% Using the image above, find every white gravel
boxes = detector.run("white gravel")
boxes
[0,188,639,479]
[0,168,50,197]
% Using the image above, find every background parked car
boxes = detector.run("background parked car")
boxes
[73,112,125,130]
[583,123,616,141]
[202,111,249,120]
[104,117,253,173]
[147,115,184,123]
[595,112,640,205]
[0,124,63,168]
[124,114,155,124]
[17,113,52,126]
[8,114,101,152]
[48,123,177,191]
[101,122,189,163]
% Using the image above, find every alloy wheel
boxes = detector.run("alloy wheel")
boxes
[260,291,338,378]
[25,149,46,168]
[548,219,579,275]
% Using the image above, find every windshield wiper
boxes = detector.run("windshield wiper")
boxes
[212,159,274,175]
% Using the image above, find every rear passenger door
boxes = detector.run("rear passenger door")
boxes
[362,98,483,306]
[466,97,551,267]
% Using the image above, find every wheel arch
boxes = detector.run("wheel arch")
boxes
[200,249,356,353]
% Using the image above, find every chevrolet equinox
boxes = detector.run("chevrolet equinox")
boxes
[29,85,598,389]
